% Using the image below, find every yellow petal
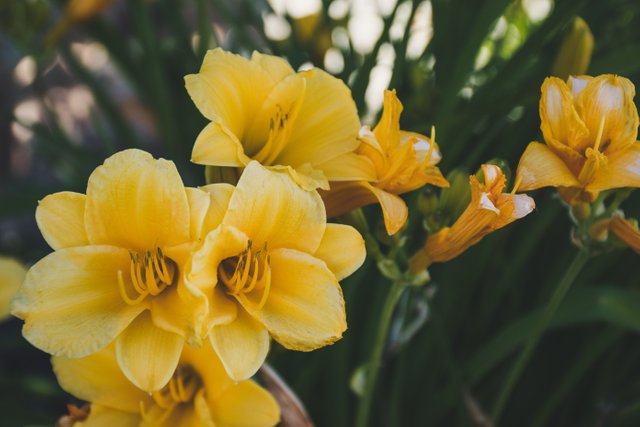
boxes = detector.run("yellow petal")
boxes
[366,183,408,235]
[246,75,306,163]
[373,89,402,152]
[576,74,638,153]
[12,246,145,357]
[185,48,274,139]
[181,340,233,398]
[75,405,140,427]
[223,162,326,253]
[189,184,235,239]
[0,257,26,321]
[85,149,190,252]
[248,248,346,351]
[52,347,149,413]
[150,283,208,345]
[210,308,270,381]
[191,122,249,167]
[211,380,280,427]
[314,224,366,280]
[315,152,377,182]
[515,141,580,191]
[252,50,295,82]
[187,224,248,292]
[115,311,184,392]
[539,77,589,151]
[36,191,88,250]
[277,68,361,168]
[588,143,640,192]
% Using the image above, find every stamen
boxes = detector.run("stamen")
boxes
[593,115,606,152]
[218,241,272,307]
[118,248,175,306]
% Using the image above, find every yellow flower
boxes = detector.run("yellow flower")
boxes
[185,48,376,190]
[516,74,640,204]
[12,149,217,392]
[410,164,535,270]
[186,161,366,380]
[52,341,280,427]
[0,257,26,321]
[321,90,449,235]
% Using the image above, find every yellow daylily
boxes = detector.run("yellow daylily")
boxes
[186,161,366,381]
[185,48,375,190]
[410,164,535,270]
[516,74,640,204]
[321,90,449,235]
[53,342,280,427]
[12,149,219,392]
[0,257,26,321]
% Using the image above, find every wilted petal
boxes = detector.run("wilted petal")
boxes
[36,192,88,250]
[540,77,589,151]
[577,74,638,153]
[85,149,190,252]
[314,224,366,281]
[516,141,580,191]
[248,248,346,351]
[12,246,145,357]
[223,162,326,253]
[587,143,640,192]
[115,312,184,392]
[210,308,270,381]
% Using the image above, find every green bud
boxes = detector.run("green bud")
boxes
[417,188,439,217]
[571,202,592,222]
[439,170,470,223]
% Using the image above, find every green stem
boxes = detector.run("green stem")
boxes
[491,249,590,424]
[355,281,405,427]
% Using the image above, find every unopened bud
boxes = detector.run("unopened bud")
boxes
[417,188,439,217]
[552,17,594,80]
[439,170,470,222]
[571,202,592,222]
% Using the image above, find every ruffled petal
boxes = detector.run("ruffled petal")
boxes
[36,191,88,250]
[211,381,280,427]
[223,162,326,253]
[314,224,366,280]
[276,68,361,167]
[251,50,295,82]
[115,311,184,392]
[84,149,190,252]
[76,405,140,427]
[150,283,208,345]
[191,122,249,167]
[185,48,274,138]
[210,308,270,381]
[588,143,640,191]
[52,347,150,413]
[515,141,580,191]
[11,246,145,357]
[247,248,346,351]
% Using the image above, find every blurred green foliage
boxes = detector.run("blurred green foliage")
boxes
[3,0,640,426]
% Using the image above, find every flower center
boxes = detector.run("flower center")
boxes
[141,365,202,426]
[218,241,271,309]
[117,248,176,306]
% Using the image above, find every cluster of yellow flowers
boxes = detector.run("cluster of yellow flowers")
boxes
[8,45,640,426]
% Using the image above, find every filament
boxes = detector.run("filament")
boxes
[118,248,176,306]
[219,241,271,309]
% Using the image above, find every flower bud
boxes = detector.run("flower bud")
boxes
[552,17,594,80]
[439,170,470,223]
